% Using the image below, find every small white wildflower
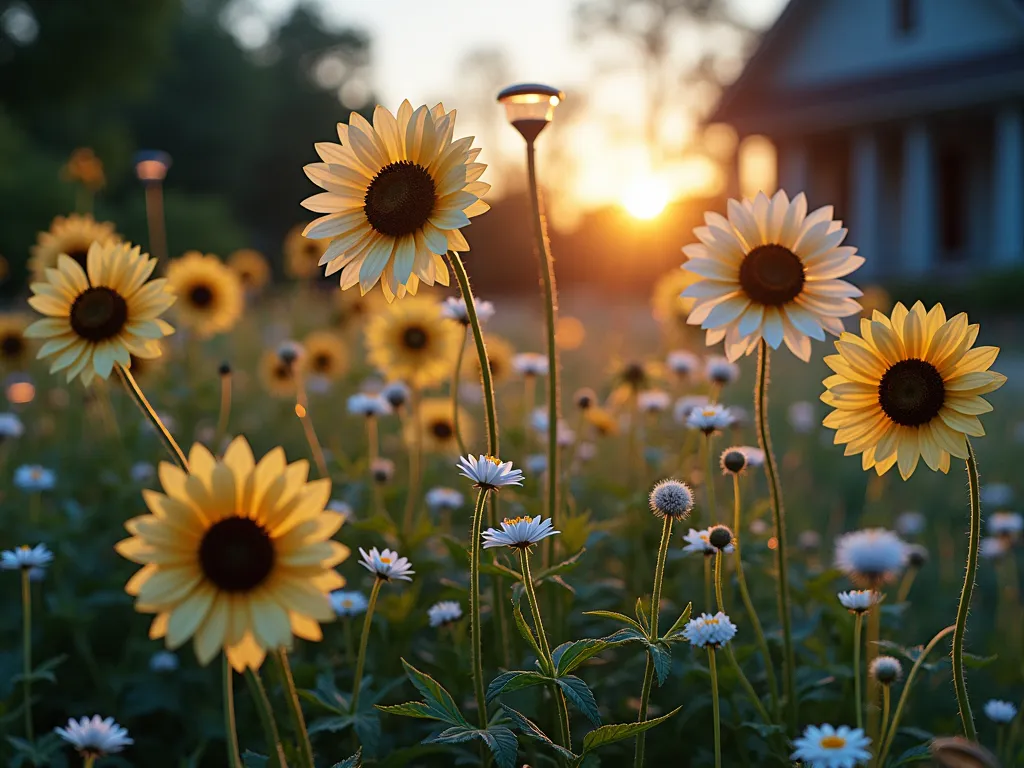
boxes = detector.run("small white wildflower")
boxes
[481,515,559,549]
[442,297,494,326]
[427,600,463,627]
[989,512,1023,539]
[638,389,671,414]
[741,446,765,467]
[983,699,1018,724]
[0,412,24,439]
[666,350,699,377]
[835,528,908,586]
[682,612,737,648]
[425,487,464,512]
[330,590,369,617]
[683,528,734,556]
[358,547,414,582]
[130,462,155,484]
[457,454,524,490]
[14,465,56,492]
[381,381,410,409]
[149,651,180,673]
[687,404,734,434]
[673,395,710,424]
[981,483,1014,508]
[1,544,54,571]
[791,724,871,768]
[370,457,395,484]
[649,479,695,520]
[837,590,882,614]
[980,536,1009,559]
[705,356,739,385]
[869,656,903,685]
[347,393,391,418]
[895,511,925,537]
[55,715,133,757]
[327,499,353,522]
[512,353,548,377]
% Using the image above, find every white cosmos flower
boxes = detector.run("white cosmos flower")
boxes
[427,600,463,627]
[425,487,464,511]
[682,190,863,362]
[0,412,24,439]
[741,446,765,467]
[983,699,1018,724]
[989,512,1023,538]
[835,529,908,586]
[687,404,734,434]
[666,350,699,376]
[512,353,548,377]
[791,724,871,768]
[526,453,548,475]
[347,392,391,417]
[673,395,710,424]
[837,590,882,614]
[1,544,54,571]
[682,611,737,648]
[441,297,494,325]
[330,590,369,617]
[457,454,524,490]
[704,356,740,385]
[638,389,671,413]
[14,465,56,491]
[481,515,559,549]
[55,715,133,756]
[359,547,414,582]
[682,528,734,556]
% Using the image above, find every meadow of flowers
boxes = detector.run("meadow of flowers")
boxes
[1,96,1022,768]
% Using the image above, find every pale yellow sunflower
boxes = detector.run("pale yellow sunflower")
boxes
[259,348,300,398]
[408,397,473,454]
[365,297,459,387]
[227,249,271,292]
[467,333,515,386]
[24,242,175,385]
[302,331,349,382]
[29,214,120,281]
[586,407,619,437]
[0,313,31,368]
[822,301,1006,479]
[284,224,330,280]
[128,339,167,381]
[682,190,864,361]
[115,438,348,670]
[301,101,489,302]
[165,252,244,338]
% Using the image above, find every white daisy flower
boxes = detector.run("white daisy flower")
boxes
[895,511,925,537]
[347,392,391,418]
[666,350,699,377]
[370,457,395,484]
[649,479,695,520]
[835,528,908,587]
[457,454,524,490]
[980,482,1014,508]
[788,401,816,434]
[791,724,871,768]
[704,356,740,385]
[55,715,133,757]
[0,412,24,439]
[638,389,671,414]
[512,353,548,377]
[687,404,734,434]
[149,650,180,673]
[425,487,464,511]
[869,656,903,685]
[441,297,494,326]
[427,600,463,627]
[358,547,414,582]
[980,536,1010,559]
[381,380,410,409]
[330,590,369,617]
[837,590,882,614]
[682,528,734,556]
[983,699,1018,724]
[529,409,575,445]
[741,446,765,467]
[14,465,56,492]
[481,515,559,550]
[989,512,1023,539]
[681,611,737,648]
[673,395,710,424]
[1,544,54,571]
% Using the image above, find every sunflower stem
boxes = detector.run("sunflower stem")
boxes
[273,649,314,768]
[708,647,722,768]
[953,440,981,741]
[223,657,243,768]
[468,489,489,729]
[20,568,32,743]
[294,378,328,480]
[853,612,864,731]
[244,668,286,768]
[351,578,383,717]
[754,340,796,733]
[215,368,233,452]
[117,364,188,470]
[634,514,673,768]
[452,329,469,457]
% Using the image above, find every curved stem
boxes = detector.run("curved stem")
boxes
[953,440,981,741]
[469,489,489,728]
[731,475,780,719]
[274,649,314,768]
[634,656,656,768]
[876,625,955,766]
[402,386,423,537]
[895,567,918,604]
[703,557,713,614]
[754,340,795,732]
[452,330,469,456]
[709,647,722,768]
[866,603,881,743]
[294,378,328,479]
[876,685,891,766]
[117,364,188,469]
[351,578,382,716]
[714,550,725,613]
[215,370,232,450]
[223,657,243,768]
[244,669,286,768]
[21,569,32,743]
[853,612,864,731]
[703,434,718,523]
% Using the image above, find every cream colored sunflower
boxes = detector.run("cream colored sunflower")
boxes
[302,331,348,382]
[467,333,515,386]
[24,242,175,385]
[227,248,271,292]
[165,252,244,338]
[115,438,349,670]
[0,313,31,368]
[301,101,489,302]
[364,297,460,387]
[29,214,120,281]
[284,224,330,280]
[822,302,1006,480]
[682,190,864,361]
[259,348,299,398]
[409,397,473,455]
[128,339,167,381]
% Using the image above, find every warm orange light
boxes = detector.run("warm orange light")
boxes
[295,403,307,418]
[555,317,586,350]
[622,176,671,220]
[7,382,35,404]
[767,536,778,550]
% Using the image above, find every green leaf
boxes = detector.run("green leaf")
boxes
[662,602,693,640]
[330,748,362,768]
[647,641,672,686]
[486,671,549,702]
[583,610,644,634]
[375,702,439,720]
[512,594,545,664]
[535,548,587,580]
[555,638,622,677]
[425,726,519,768]
[440,536,470,567]
[739,721,786,740]
[241,752,268,768]
[580,706,682,755]
[307,715,354,735]
[399,659,469,727]
[501,704,578,761]
[963,652,997,668]
[601,627,647,645]
[890,743,932,766]
[353,712,381,755]
[555,675,601,726]
[634,598,650,635]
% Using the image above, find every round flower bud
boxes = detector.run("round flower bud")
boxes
[720,448,747,475]
[648,479,694,521]
[574,388,597,410]
[709,525,734,550]
[277,340,304,367]
[869,655,903,685]
[371,457,395,484]
[218,361,231,376]
[907,543,928,568]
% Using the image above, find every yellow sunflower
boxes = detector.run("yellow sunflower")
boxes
[128,339,167,381]
[166,252,244,338]
[586,407,619,437]
[821,301,1006,479]
[467,333,514,386]
[302,331,348,382]
[682,190,864,361]
[409,397,472,454]
[29,214,120,281]
[24,242,175,385]
[365,297,460,387]
[259,348,300,398]
[651,268,698,330]
[301,101,490,302]
[228,249,271,292]
[0,313,31,368]
[115,438,348,670]
[284,224,330,280]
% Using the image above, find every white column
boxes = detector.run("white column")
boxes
[901,122,935,276]
[993,105,1024,266]
[778,139,809,198]
[850,131,880,277]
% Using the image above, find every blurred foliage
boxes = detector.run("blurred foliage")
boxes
[887,268,1024,315]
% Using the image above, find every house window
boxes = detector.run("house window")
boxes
[938,148,967,260]
[894,0,918,37]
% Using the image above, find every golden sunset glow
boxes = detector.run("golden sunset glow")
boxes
[622,176,670,220]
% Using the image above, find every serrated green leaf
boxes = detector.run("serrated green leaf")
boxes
[375,701,439,720]
[647,641,672,686]
[634,598,650,635]
[353,712,380,755]
[307,714,354,735]
[512,594,545,666]
[399,659,469,727]
[601,627,647,645]
[554,638,621,677]
[555,675,601,726]
[424,726,519,768]
[580,706,682,755]
[501,704,578,761]
[662,602,693,640]
[583,610,644,634]
[330,747,362,768]
[486,670,549,702]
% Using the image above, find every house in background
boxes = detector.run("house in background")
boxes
[710,0,1024,278]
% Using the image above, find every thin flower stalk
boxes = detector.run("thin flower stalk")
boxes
[877,685,892,765]
[366,417,389,523]
[244,669,287,768]
[273,649,314,768]
[853,612,864,730]
[451,329,469,456]
[709,646,722,768]
[468,489,489,728]
[215,368,232,450]
[223,657,243,768]
[953,440,982,741]
[866,603,882,743]
[351,578,384,716]
[117,364,187,469]
[294,376,328,479]
[21,568,33,742]
[703,434,718,524]
[402,386,423,536]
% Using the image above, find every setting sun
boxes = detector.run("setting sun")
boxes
[622,176,671,220]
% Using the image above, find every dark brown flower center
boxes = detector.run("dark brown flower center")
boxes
[199,517,275,592]
[622,363,646,387]
[739,244,805,306]
[364,160,436,237]
[402,325,428,350]
[431,419,454,439]
[66,248,89,271]
[1,333,24,358]
[273,363,291,381]
[69,287,128,342]
[878,359,946,427]
[189,284,214,308]
[312,352,332,372]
